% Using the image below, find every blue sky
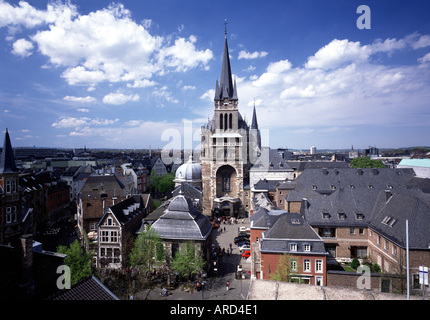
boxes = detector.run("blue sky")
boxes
[1,0,430,151]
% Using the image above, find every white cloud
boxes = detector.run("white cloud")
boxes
[102,92,140,105]
[3,2,213,87]
[51,116,119,129]
[158,35,213,73]
[238,50,268,60]
[12,38,33,57]
[127,79,158,88]
[63,95,96,103]
[419,52,430,65]
[77,108,89,113]
[0,0,77,30]
[227,34,430,134]
[152,86,179,103]
[182,85,196,91]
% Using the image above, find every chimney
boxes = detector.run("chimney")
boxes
[300,198,309,214]
[20,234,35,288]
[385,190,392,202]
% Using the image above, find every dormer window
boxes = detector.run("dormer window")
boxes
[356,213,364,220]
[290,244,297,251]
[304,244,311,252]
[338,212,346,220]
[322,212,330,219]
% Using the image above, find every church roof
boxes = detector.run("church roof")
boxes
[0,129,18,174]
[151,195,212,241]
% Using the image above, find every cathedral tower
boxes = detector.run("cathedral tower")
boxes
[201,28,260,218]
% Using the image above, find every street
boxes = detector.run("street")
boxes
[135,216,252,300]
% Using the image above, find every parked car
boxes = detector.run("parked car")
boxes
[242,250,251,258]
[239,245,250,252]
[236,240,250,247]
[234,237,249,243]
[237,232,250,238]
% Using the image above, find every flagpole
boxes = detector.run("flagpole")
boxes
[406,219,410,300]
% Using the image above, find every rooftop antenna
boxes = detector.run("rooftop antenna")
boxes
[224,19,228,36]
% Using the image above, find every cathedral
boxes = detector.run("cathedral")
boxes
[201,29,262,218]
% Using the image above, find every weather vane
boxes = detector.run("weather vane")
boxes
[224,19,228,35]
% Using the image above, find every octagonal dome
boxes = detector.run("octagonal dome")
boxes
[174,155,202,186]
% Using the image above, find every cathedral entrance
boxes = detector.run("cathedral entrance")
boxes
[213,196,241,218]
[215,165,237,198]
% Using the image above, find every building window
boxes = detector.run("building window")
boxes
[392,245,397,256]
[6,206,17,223]
[303,259,311,272]
[222,173,231,192]
[338,212,346,220]
[110,231,118,243]
[322,212,330,219]
[319,228,335,238]
[290,258,298,272]
[101,231,109,242]
[5,180,11,193]
[289,243,297,252]
[304,244,311,252]
[350,228,355,234]
[359,228,364,235]
[316,260,323,273]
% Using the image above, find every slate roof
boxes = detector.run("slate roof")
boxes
[260,213,327,255]
[250,148,293,172]
[289,167,430,250]
[98,194,145,226]
[369,188,430,249]
[48,276,119,300]
[286,167,415,202]
[151,195,212,241]
[81,174,125,198]
[304,187,378,227]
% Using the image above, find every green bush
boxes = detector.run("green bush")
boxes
[351,258,360,270]
[372,263,381,273]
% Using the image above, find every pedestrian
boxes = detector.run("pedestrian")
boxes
[226,281,230,292]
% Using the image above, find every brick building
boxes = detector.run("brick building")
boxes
[251,211,328,285]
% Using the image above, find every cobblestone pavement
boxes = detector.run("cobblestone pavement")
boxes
[135,217,252,300]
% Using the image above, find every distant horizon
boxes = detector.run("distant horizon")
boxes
[7,144,430,153]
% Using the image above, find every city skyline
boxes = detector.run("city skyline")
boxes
[1,0,430,150]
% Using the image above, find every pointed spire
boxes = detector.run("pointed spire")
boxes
[0,128,18,174]
[215,21,238,101]
[251,100,259,129]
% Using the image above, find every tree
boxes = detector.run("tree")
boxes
[269,253,300,282]
[150,171,175,194]
[57,240,93,285]
[350,156,385,168]
[171,242,205,280]
[129,227,165,277]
